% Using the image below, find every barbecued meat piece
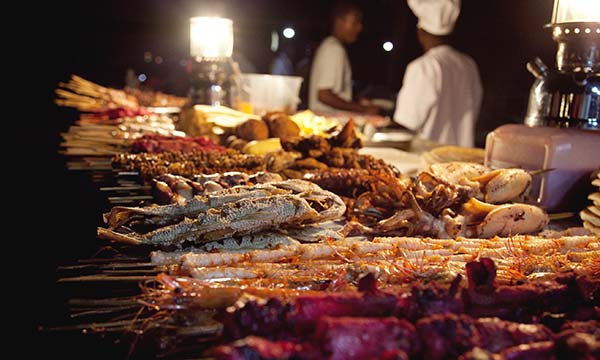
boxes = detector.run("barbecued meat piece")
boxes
[463,259,579,322]
[475,318,553,353]
[113,150,266,179]
[458,347,496,360]
[293,157,329,170]
[292,291,398,330]
[222,298,293,341]
[208,336,310,360]
[555,331,600,359]
[131,135,226,153]
[315,316,420,360]
[265,150,302,173]
[416,313,481,360]
[458,341,560,360]
[416,313,555,360]
[396,275,463,321]
[573,275,600,304]
[329,119,362,149]
[499,341,555,360]
[222,287,399,341]
[466,257,496,293]
[280,135,331,158]
[560,320,600,334]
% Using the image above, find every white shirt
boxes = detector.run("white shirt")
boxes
[309,36,353,113]
[394,45,482,148]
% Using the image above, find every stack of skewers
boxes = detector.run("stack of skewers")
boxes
[55,74,187,111]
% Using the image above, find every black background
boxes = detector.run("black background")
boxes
[27,0,557,358]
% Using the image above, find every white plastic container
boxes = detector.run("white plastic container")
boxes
[238,73,303,115]
[485,124,600,211]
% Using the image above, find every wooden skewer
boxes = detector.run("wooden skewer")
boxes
[108,195,153,203]
[58,275,156,282]
[68,298,142,307]
[102,269,159,275]
[40,318,150,332]
[70,305,142,318]
[98,262,157,269]
[100,185,150,191]
[548,212,575,221]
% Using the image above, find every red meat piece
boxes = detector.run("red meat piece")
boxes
[416,313,481,360]
[315,316,420,360]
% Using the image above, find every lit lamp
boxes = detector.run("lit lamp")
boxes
[188,17,235,106]
[485,0,600,212]
[525,0,600,129]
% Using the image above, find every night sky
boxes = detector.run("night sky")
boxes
[29,1,558,358]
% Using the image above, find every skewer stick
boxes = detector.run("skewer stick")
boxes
[529,168,555,176]
[40,318,149,332]
[70,305,141,318]
[100,186,150,191]
[58,275,156,282]
[68,298,142,307]
[548,212,575,221]
[102,269,159,275]
[108,195,153,202]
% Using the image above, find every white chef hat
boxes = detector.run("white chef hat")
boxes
[407,0,461,36]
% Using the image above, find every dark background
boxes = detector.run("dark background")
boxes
[29,0,557,358]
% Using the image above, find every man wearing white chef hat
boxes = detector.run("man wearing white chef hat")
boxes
[394,0,482,148]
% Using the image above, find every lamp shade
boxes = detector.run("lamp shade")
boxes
[552,0,600,24]
[190,17,233,58]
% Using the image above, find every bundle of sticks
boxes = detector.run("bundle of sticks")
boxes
[61,117,183,156]
[55,75,139,111]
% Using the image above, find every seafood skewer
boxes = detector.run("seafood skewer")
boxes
[147,234,599,283]
[103,179,336,229]
[152,171,283,205]
[98,180,346,246]
[104,186,285,229]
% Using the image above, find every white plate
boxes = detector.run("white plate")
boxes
[370,131,413,143]
[359,147,424,175]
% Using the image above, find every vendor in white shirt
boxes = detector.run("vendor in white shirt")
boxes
[309,2,379,114]
[394,0,482,148]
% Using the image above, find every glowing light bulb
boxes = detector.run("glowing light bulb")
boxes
[190,17,233,58]
[283,27,295,39]
[552,0,600,23]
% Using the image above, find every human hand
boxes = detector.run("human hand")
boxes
[362,104,380,115]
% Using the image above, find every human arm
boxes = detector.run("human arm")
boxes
[318,89,379,114]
